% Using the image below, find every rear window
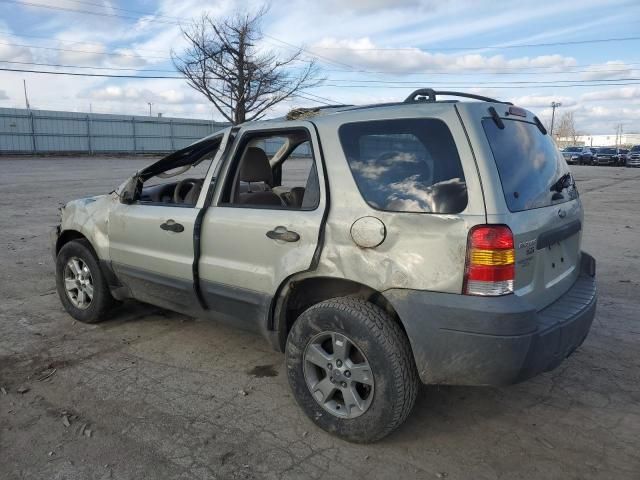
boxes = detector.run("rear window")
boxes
[597,148,616,154]
[482,118,577,212]
[338,119,468,214]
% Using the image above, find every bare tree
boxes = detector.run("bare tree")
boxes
[172,8,322,124]
[553,111,580,144]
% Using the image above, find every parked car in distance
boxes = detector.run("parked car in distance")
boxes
[615,148,628,166]
[627,145,640,167]
[562,146,592,165]
[51,89,597,443]
[593,147,618,165]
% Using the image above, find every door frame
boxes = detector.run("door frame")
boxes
[192,121,330,330]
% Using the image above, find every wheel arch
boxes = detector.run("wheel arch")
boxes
[56,229,94,256]
[272,276,411,353]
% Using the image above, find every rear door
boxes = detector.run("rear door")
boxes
[471,107,583,309]
[197,122,327,332]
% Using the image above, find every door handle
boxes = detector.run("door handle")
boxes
[266,226,300,242]
[160,219,184,233]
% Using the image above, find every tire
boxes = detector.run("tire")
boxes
[55,239,115,323]
[286,297,419,443]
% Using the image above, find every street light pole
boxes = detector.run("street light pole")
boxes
[147,102,153,117]
[550,101,562,136]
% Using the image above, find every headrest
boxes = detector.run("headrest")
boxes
[239,147,272,185]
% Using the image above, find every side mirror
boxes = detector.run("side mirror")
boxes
[119,175,140,204]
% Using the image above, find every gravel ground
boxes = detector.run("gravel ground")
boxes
[0,156,639,480]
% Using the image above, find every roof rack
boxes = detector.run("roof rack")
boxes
[404,88,512,105]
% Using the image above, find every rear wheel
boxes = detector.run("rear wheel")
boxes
[55,239,115,323]
[286,297,419,443]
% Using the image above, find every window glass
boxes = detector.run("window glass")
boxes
[339,119,468,214]
[138,145,219,205]
[226,132,319,210]
[281,142,313,188]
[482,118,577,212]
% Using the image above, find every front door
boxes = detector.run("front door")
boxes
[108,132,228,312]
[198,122,326,331]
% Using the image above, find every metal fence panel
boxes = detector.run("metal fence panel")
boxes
[0,107,228,155]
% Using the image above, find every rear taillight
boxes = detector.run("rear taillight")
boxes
[463,225,515,296]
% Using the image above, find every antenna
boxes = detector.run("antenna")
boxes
[23,79,30,109]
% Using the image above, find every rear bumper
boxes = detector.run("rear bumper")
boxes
[384,252,597,386]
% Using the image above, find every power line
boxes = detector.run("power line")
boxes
[316,82,640,89]
[319,62,640,75]
[47,0,187,23]
[0,0,180,25]
[0,66,180,78]
[0,41,170,60]
[0,59,178,72]
[324,77,640,85]
[310,36,640,52]
[1,58,638,78]
[2,67,640,90]
[0,30,171,56]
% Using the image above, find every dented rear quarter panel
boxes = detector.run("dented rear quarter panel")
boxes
[310,104,487,294]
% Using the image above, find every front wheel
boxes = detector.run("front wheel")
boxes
[286,297,419,443]
[55,239,115,323]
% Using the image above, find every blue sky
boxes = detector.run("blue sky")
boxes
[0,0,638,134]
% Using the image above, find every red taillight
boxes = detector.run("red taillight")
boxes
[464,225,515,296]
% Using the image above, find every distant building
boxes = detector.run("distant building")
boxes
[559,133,640,147]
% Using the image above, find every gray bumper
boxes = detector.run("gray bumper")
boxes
[384,252,597,386]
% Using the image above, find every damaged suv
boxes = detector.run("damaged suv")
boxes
[52,89,597,443]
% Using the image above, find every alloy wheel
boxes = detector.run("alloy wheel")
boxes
[303,331,375,419]
[63,257,94,309]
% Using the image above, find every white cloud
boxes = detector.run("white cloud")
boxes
[56,42,108,65]
[581,87,640,102]
[311,37,576,73]
[580,61,636,81]
[82,85,199,105]
[0,37,34,62]
[328,0,427,13]
[511,95,578,108]
[0,90,9,100]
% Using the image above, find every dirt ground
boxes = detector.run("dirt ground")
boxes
[0,156,639,480]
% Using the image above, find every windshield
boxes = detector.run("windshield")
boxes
[631,146,640,152]
[482,118,577,212]
[564,147,581,152]
[597,148,617,154]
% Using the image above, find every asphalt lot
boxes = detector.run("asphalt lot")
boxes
[1,156,639,480]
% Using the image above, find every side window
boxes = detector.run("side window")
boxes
[223,131,320,210]
[137,142,220,206]
[339,119,468,214]
[280,142,313,187]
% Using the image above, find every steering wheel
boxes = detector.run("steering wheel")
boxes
[173,178,200,204]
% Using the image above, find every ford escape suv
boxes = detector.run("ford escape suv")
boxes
[52,89,597,443]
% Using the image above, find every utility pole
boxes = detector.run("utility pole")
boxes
[550,101,562,137]
[23,79,30,109]
[147,102,153,117]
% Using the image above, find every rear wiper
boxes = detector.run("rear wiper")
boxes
[550,173,573,193]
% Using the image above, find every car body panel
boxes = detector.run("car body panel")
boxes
[309,103,487,294]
